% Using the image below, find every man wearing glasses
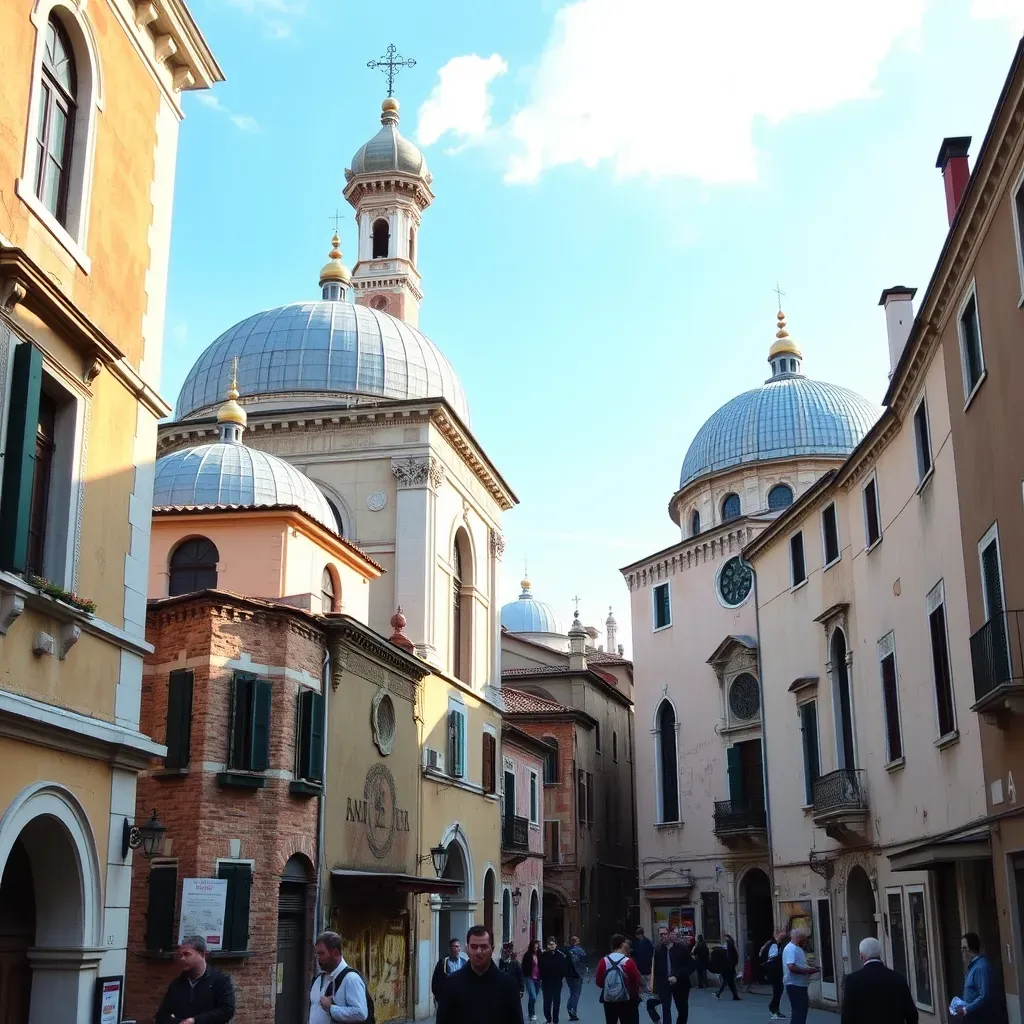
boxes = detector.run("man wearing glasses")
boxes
[952,933,996,1021]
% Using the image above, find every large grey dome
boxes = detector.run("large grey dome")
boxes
[153,442,336,530]
[347,100,429,180]
[175,300,469,423]
[679,376,881,490]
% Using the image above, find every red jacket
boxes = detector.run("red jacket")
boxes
[595,953,641,1001]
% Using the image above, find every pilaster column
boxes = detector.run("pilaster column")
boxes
[487,529,505,708]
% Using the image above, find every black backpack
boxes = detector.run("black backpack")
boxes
[332,967,376,1024]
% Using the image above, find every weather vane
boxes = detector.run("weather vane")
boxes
[367,43,416,98]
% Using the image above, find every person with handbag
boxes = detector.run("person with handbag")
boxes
[309,930,372,1023]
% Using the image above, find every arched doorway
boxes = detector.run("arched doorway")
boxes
[483,870,496,938]
[543,892,565,944]
[831,629,856,769]
[739,868,774,979]
[847,866,877,964]
[530,890,540,943]
[0,838,34,1024]
[502,888,513,945]
[276,855,312,1024]
[439,840,469,949]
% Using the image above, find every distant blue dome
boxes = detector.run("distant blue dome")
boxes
[175,301,469,424]
[153,442,336,530]
[679,376,881,490]
[501,580,564,635]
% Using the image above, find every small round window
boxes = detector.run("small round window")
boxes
[729,673,760,720]
[717,556,753,607]
[371,692,396,755]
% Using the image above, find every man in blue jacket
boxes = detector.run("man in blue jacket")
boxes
[953,933,997,1022]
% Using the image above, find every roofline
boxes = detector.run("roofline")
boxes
[742,470,838,561]
[620,514,756,574]
[322,613,433,680]
[501,722,558,756]
[501,667,633,707]
[502,687,600,726]
[147,587,326,628]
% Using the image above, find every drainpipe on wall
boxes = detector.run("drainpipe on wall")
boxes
[749,564,777,905]
[314,645,331,934]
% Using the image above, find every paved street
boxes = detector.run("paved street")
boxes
[421,979,837,1024]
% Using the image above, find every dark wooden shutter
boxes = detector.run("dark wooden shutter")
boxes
[800,702,820,803]
[145,863,177,951]
[250,679,272,771]
[880,654,902,761]
[726,744,744,805]
[165,670,193,771]
[586,772,594,822]
[0,343,43,572]
[218,862,252,951]
[482,733,495,794]
[228,673,250,769]
[297,689,324,782]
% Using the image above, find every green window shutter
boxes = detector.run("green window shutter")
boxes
[0,342,43,572]
[800,703,820,803]
[727,744,744,805]
[145,864,178,951]
[250,678,272,771]
[228,673,250,770]
[165,670,194,771]
[218,862,252,952]
[297,689,324,782]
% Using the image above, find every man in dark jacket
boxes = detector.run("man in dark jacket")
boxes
[633,927,656,1013]
[652,927,691,1024]
[155,935,235,1024]
[841,936,917,1024]
[538,936,568,1023]
[432,937,469,1002]
[437,925,525,1024]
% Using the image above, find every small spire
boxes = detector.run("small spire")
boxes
[519,577,532,597]
[767,305,803,376]
[217,360,247,443]
[319,230,352,294]
[389,605,415,652]
[381,96,400,125]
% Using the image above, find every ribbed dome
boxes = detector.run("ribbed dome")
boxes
[153,442,336,530]
[348,99,429,180]
[501,580,564,635]
[175,301,469,423]
[679,376,881,490]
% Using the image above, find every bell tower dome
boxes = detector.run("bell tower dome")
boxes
[344,97,434,327]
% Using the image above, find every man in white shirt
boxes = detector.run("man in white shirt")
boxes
[309,930,370,1023]
[782,927,818,1024]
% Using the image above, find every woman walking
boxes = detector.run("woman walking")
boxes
[522,939,543,1022]
[716,935,741,1001]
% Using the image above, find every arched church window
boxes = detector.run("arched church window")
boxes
[409,227,416,264]
[321,566,340,613]
[169,537,218,596]
[452,532,472,682]
[721,493,741,522]
[768,483,794,510]
[372,218,390,258]
[690,509,700,536]
[656,700,679,823]
[36,15,77,223]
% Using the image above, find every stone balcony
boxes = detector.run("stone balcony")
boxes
[712,799,767,847]
[812,769,868,842]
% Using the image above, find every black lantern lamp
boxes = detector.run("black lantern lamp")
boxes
[511,887,522,908]
[122,810,166,860]
[430,843,449,878]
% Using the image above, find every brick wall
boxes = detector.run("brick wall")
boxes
[126,596,324,1024]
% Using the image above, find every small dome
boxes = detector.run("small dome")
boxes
[347,99,430,180]
[153,443,336,530]
[501,579,564,636]
[319,234,351,285]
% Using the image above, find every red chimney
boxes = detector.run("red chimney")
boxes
[935,136,971,225]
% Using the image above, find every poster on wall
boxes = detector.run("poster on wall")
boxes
[179,877,228,951]
[652,905,695,939]
[93,976,122,1024]
[778,900,815,957]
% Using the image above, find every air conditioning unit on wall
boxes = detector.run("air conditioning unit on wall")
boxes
[425,747,444,772]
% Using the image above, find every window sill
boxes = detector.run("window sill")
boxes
[916,466,935,496]
[654,821,684,830]
[15,177,91,274]
[963,370,988,413]
[152,768,190,780]
[823,556,841,573]
[801,804,814,815]
[790,579,808,594]
[865,537,882,555]
[652,623,673,634]
[216,771,267,789]
[935,730,960,751]
[289,779,322,797]
[884,757,906,773]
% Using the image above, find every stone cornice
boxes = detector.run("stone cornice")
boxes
[324,615,431,684]
[343,175,434,212]
[622,523,754,591]
[137,1,225,91]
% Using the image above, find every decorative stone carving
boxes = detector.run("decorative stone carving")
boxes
[371,689,397,755]
[489,531,505,560]
[391,456,443,491]
[429,459,444,490]
[134,2,159,29]
[59,622,81,660]
[0,280,26,313]
[366,490,388,512]
[462,499,471,526]
[0,593,25,635]
[32,632,54,657]
[84,358,103,382]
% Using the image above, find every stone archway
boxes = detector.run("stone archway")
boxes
[739,867,774,981]
[276,854,313,1024]
[543,891,565,944]
[439,839,470,949]
[530,889,540,943]
[847,865,877,963]
[0,783,103,1024]
[483,869,496,938]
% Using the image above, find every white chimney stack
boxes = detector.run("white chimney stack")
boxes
[879,286,917,375]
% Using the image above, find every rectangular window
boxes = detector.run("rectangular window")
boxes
[482,731,496,794]
[217,861,253,952]
[958,289,985,399]
[543,744,559,785]
[790,532,806,587]
[700,891,721,942]
[296,688,325,783]
[907,886,934,1010]
[586,771,594,823]
[577,769,587,822]
[227,673,272,772]
[448,707,467,778]
[595,722,602,752]
[529,770,539,824]
[613,731,618,762]
[979,526,1011,686]
[822,503,840,565]
[887,889,909,979]
[544,820,560,862]
[164,670,194,772]
[1014,172,1024,294]
[799,701,820,804]
[653,582,671,630]
[144,862,177,952]
[927,583,956,738]
[864,476,881,548]
[817,898,836,984]
[879,642,903,763]
[914,399,932,481]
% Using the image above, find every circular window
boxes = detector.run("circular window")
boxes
[371,296,389,311]
[729,673,760,720]
[717,556,753,607]
[371,691,396,755]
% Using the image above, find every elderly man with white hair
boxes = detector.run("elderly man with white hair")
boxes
[840,936,917,1024]
[782,927,818,1024]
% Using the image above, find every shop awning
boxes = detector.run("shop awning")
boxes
[330,869,463,894]
[888,828,991,872]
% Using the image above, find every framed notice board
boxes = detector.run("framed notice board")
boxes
[93,975,123,1024]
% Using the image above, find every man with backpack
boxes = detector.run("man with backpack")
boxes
[595,933,642,1024]
[309,930,374,1022]
[563,935,588,1021]
[761,927,788,1019]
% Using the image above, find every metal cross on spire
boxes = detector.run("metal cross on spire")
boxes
[329,209,343,233]
[773,282,786,311]
[367,43,416,97]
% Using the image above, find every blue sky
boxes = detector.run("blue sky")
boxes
[166,0,1022,654]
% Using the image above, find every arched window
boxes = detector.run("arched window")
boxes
[408,227,416,264]
[502,888,512,943]
[169,537,218,596]
[372,218,390,258]
[656,699,679,823]
[542,736,559,784]
[324,498,344,537]
[35,16,77,223]
[768,484,794,510]
[690,509,700,536]
[721,493,741,522]
[321,566,340,613]
[452,531,472,682]
[371,295,388,312]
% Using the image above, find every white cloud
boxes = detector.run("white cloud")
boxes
[497,0,927,184]
[195,93,262,134]
[416,54,509,146]
[223,0,304,39]
[971,0,1024,33]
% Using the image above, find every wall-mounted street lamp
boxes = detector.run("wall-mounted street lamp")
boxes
[511,888,522,908]
[419,843,450,878]
[122,810,166,860]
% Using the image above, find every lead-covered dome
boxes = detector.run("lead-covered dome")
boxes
[501,579,564,635]
[153,442,336,530]
[174,300,469,423]
[347,98,429,180]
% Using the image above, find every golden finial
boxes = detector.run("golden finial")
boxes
[217,357,247,429]
[769,306,803,361]
[320,230,351,287]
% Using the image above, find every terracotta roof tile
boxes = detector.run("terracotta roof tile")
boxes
[502,687,572,714]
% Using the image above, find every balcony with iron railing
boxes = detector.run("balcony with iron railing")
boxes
[970,610,1024,717]
[812,768,868,842]
[501,815,530,862]
[712,799,767,846]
